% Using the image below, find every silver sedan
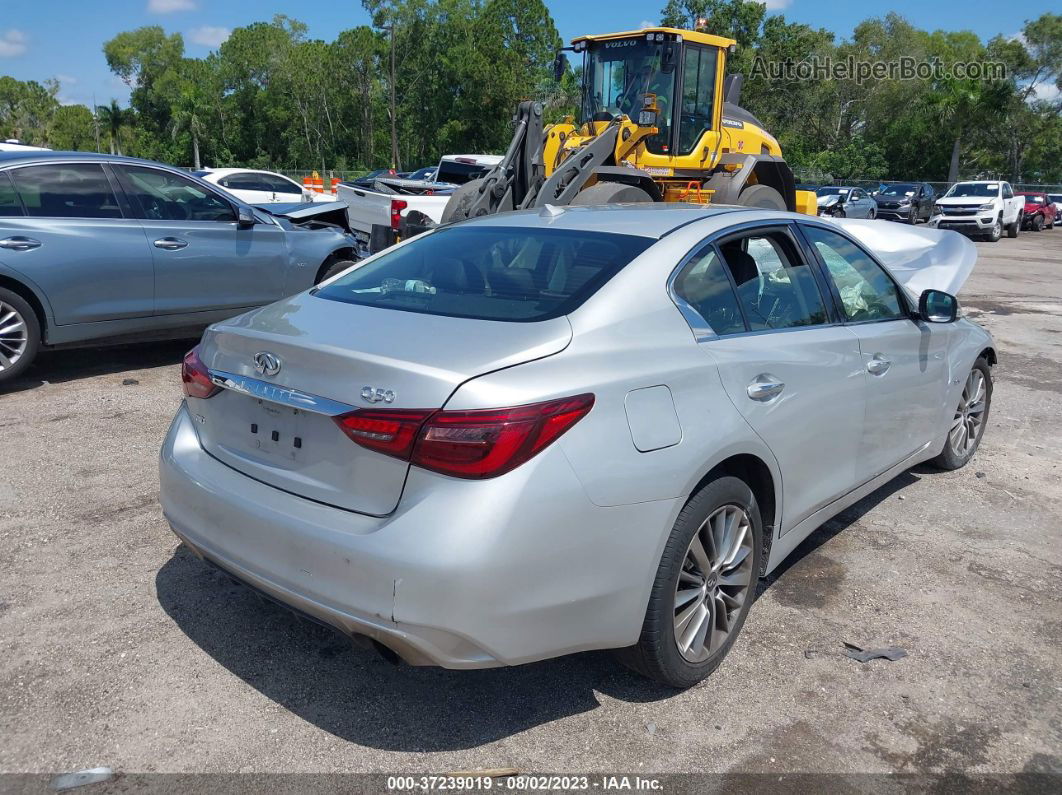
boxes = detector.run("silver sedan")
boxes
[160,205,994,687]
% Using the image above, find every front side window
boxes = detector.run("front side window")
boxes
[677,45,718,155]
[219,173,267,192]
[802,225,905,322]
[673,246,744,335]
[118,166,235,222]
[0,172,23,217]
[581,39,678,154]
[1003,183,1014,199]
[716,230,828,331]
[316,225,654,322]
[11,163,122,219]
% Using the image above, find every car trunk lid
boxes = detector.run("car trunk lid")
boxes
[191,293,572,514]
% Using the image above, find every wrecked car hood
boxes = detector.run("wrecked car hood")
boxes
[831,218,976,297]
[255,202,353,234]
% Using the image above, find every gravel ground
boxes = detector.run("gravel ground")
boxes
[0,229,1059,782]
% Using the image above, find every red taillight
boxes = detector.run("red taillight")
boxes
[181,347,219,399]
[334,408,433,458]
[390,198,407,231]
[335,394,594,479]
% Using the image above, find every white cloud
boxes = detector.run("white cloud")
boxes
[188,25,231,48]
[640,20,655,29]
[764,0,792,9]
[0,29,27,58]
[1030,81,1061,103]
[147,0,196,13]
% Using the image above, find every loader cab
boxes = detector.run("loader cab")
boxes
[575,28,731,160]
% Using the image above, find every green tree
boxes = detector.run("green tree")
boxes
[95,100,133,155]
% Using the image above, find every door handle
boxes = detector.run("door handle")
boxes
[0,236,41,251]
[747,375,785,402]
[153,237,188,250]
[867,354,891,376]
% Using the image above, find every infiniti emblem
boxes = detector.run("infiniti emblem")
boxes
[253,351,282,377]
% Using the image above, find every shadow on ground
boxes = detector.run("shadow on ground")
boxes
[155,467,932,752]
[1,338,196,394]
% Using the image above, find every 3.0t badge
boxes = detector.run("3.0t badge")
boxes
[253,352,282,377]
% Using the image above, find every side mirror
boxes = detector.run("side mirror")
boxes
[237,206,256,227]
[661,42,676,74]
[552,52,569,81]
[919,289,957,323]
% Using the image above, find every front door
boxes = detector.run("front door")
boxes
[3,162,155,324]
[800,223,951,481]
[113,165,289,315]
[672,223,866,531]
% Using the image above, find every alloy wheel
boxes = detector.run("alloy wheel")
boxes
[673,504,755,663]
[0,299,28,373]
[949,368,986,458]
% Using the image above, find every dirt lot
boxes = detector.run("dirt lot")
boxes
[1,228,1060,782]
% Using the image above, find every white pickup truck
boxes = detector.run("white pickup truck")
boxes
[337,154,502,254]
[929,180,1024,241]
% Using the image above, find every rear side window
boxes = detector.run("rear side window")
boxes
[717,231,829,331]
[434,161,491,185]
[0,172,23,216]
[673,247,744,335]
[11,163,122,219]
[315,225,654,322]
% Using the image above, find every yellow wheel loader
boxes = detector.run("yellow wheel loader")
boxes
[435,26,818,227]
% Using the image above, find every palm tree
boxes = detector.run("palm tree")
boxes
[94,100,130,156]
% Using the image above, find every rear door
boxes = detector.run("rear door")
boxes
[216,172,272,205]
[3,161,155,324]
[113,164,290,315]
[673,223,866,529]
[800,222,951,481]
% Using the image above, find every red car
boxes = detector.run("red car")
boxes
[1017,192,1057,231]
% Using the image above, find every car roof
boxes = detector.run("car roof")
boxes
[201,167,296,178]
[0,150,180,168]
[453,203,766,239]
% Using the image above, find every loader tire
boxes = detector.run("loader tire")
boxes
[440,178,488,224]
[737,184,787,210]
[571,182,654,205]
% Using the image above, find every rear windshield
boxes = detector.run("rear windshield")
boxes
[435,161,493,185]
[314,225,654,322]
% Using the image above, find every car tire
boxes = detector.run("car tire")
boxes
[986,217,1002,242]
[571,182,654,205]
[1032,215,1043,232]
[617,475,762,688]
[0,287,41,386]
[734,184,787,210]
[317,257,358,283]
[1007,218,1020,238]
[907,208,916,224]
[868,209,876,220]
[930,357,992,471]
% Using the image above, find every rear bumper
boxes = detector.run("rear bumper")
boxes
[159,404,674,668]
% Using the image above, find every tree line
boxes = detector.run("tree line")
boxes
[1,1,1059,184]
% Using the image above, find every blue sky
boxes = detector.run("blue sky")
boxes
[0,0,1029,108]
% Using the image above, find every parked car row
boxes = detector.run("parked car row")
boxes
[815,182,937,222]
[0,151,360,383]
[814,180,1058,243]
